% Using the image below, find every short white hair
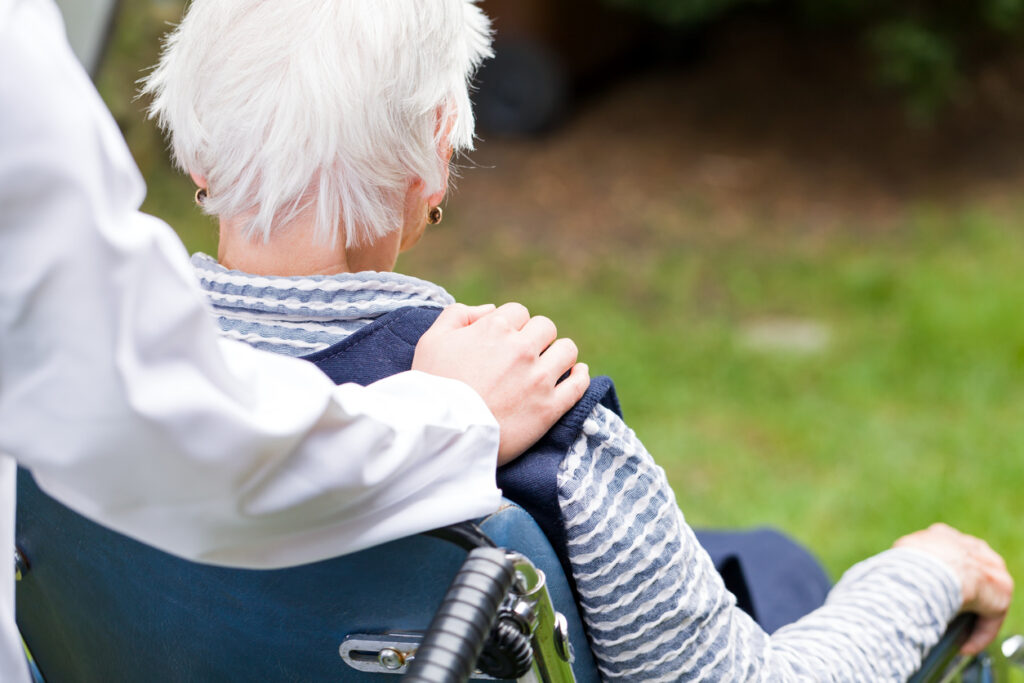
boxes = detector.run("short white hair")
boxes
[143,0,492,246]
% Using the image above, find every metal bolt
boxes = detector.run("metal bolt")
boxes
[14,547,28,582]
[553,612,572,662]
[507,598,537,634]
[378,648,404,670]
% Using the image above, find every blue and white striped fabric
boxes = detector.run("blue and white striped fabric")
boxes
[193,255,961,682]
[559,407,960,681]
[192,253,453,356]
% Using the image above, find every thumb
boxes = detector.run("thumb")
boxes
[431,303,496,331]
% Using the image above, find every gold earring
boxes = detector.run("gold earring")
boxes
[427,206,443,225]
[195,187,208,206]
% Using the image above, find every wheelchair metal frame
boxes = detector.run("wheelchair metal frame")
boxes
[338,523,577,682]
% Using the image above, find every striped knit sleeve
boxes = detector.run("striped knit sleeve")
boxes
[556,404,961,682]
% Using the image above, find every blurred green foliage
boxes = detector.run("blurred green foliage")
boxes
[602,0,1024,121]
[868,21,959,123]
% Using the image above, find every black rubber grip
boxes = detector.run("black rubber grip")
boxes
[403,548,516,683]
[907,612,978,683]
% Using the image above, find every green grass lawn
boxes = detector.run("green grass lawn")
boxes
[105,0,1024,652]
[399,210,1024,638]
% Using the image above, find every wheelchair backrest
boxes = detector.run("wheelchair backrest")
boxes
[15,468,600,682]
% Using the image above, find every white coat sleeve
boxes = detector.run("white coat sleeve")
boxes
[0,0,502,569]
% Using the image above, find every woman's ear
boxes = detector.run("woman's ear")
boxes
[428,107,456,208]
[189,171,208,189]
[426,183,447,211]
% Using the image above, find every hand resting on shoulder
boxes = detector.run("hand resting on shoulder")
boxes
[413,302,590,465]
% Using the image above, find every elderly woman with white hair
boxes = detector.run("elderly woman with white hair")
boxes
[143,1,1011,680]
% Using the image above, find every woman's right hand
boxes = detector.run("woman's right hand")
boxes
[894,523,1014,655]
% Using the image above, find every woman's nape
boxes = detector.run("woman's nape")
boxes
[196,162,445,277]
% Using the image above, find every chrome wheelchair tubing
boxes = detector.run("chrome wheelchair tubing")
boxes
[506,552,576,683]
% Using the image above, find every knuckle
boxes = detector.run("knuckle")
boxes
[502,302,529,319]
[484,312,512,333]
[493,316,513,333]
[533,314,556,334]
[546,338,574,362]
[561,337,579,358]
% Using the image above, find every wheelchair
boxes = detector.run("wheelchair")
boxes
[14,467,1023,682]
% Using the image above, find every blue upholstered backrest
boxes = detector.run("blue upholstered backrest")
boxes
[15,468,600,682]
